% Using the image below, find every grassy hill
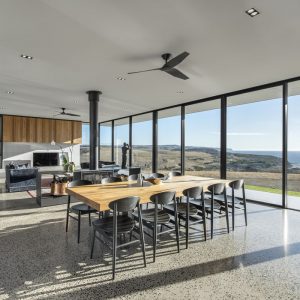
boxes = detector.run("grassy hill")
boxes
[81,144,300,194]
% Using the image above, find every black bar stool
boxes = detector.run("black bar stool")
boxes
[66,180,97,243]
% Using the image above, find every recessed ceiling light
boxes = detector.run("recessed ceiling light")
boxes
[176,91,184,94]
[116,77,126,81]
[20,54,33,60]
[246,8,260,17]
[6,91,14,95]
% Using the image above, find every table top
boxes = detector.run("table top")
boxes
[65,175,229,211]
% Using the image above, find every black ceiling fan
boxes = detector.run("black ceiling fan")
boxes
[55,108,81,117]
[128,51,190,80]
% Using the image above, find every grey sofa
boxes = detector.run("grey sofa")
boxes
[5,166,39,192]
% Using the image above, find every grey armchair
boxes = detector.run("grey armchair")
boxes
[5,166,39,192]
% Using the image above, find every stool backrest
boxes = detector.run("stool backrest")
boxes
[150,191,176,205]
[207,183,225,195]
[229,179,244,190]
[183,186,203,199]
[68,180,92,187]
[102,177,122,184]
[109,196,140,212]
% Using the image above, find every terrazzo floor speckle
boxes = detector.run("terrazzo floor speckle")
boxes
[1,190,300,299]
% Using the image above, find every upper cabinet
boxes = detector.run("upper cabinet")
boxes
[2,115,82,144]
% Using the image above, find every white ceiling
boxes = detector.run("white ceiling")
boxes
[0,0,300,122]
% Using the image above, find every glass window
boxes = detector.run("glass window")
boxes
[132,113,152,174]
[185,99,220,178]
[114,118,129,167]
[227,87,282,206]
[287,81,300,209]
[80,123,90,164]
[158,108,181,174]
[100,122,112,162]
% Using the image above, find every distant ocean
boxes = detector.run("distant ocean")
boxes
[230,150,300,167]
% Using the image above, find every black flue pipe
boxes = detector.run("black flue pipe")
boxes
[86,90,101,170]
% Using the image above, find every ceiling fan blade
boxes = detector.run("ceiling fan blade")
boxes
[164,68,189,80]
[165,51,189,68]
[128,68,161,75]
[65,113,81,117]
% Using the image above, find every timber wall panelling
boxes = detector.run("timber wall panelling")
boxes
[2,115,82,144]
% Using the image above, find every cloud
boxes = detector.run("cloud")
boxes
[227,132,267,136]
[211,132,267,136]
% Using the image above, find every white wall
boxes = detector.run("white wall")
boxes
[2,143,80,168]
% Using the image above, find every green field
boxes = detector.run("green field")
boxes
[246,184,300,197]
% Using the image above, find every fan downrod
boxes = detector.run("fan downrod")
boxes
[161,53,171,63]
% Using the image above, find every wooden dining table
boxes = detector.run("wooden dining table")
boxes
[65,175,229,211]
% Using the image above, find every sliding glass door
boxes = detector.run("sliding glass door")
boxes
[157,108,181,175]
[185,100,221,178]
[227,87,283,205]
[80,123,90,164]
[114,118,129,167]
[287,81,300,209]
[99,121,112,162]
[132,113,153,174]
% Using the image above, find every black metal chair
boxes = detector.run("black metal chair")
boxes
[168,171,181,177]
[136,191,180,262]
[149,172,165,179]
[90,196,146,280]
[229,179,248,230]
[128,174,139,181]
[229,180,247,230]
[66,180,97,243]
[190,183,229,239]
[164,186,207,248]
[101,177,122,184]
[212,180,247,230]
[100,177,123,218]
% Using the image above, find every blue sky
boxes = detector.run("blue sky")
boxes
[82,96,300,151]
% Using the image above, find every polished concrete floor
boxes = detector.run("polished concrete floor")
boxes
[1,188,300,299]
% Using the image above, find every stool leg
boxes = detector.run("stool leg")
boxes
[202,193,207,241]
[243,184,248,226]
[66,195,71,232]
[211,193,214,239]
[224,190,230,234]
[138,203,147,267]
[112,208,117,280]
[77,211,81,243]
[232,188,235,231]
[174,198,180,253]
[185,196,190,249]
